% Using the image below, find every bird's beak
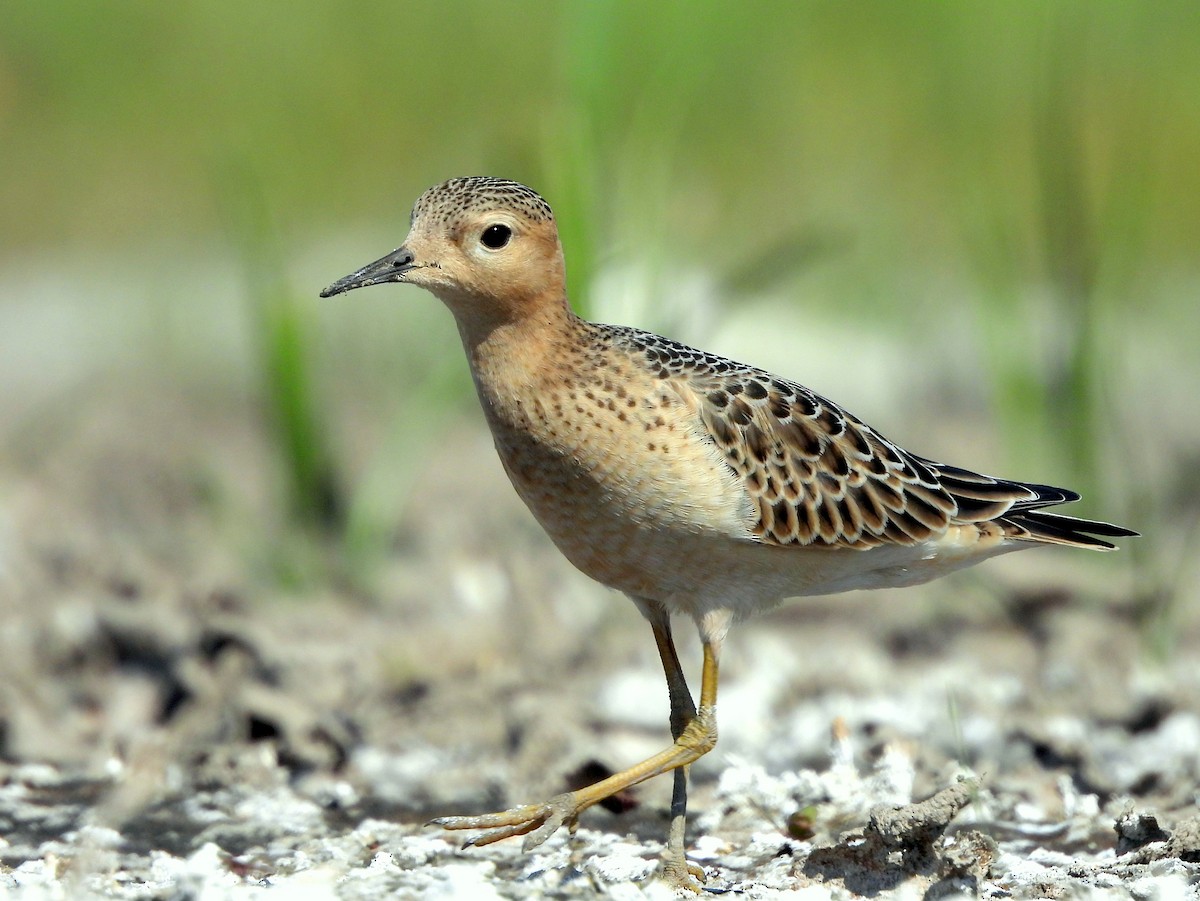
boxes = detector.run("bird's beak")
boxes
[320,246,417,298]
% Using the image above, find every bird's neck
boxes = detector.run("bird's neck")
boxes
[454,292,586,421]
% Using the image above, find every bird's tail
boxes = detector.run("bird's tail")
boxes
[918,457,1138,551]
[999,509,1139,551]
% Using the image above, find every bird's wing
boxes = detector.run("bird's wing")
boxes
[612,326,1086,550]
[684,370,962,548]
[693,374,1093,548]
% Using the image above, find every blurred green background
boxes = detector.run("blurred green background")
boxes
[2,3,1196,645]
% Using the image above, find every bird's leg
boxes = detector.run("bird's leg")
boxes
[649,611,706,888]
[649,610,698,740]
[431,633,722,876]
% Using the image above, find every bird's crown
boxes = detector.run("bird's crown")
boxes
[412,177,554,227]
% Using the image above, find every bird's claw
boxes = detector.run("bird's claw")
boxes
[661,856,707,893]
[430,792,582,851]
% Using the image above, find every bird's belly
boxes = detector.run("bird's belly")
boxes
[486,397,752,598]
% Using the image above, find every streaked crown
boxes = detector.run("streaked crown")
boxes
[411,177,554,226]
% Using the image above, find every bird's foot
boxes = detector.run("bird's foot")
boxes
[661,855,707,893]
[430,791,582,851]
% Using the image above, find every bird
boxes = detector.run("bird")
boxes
[321,176,1136,889]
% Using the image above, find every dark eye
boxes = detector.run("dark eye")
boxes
[480,223,512,249]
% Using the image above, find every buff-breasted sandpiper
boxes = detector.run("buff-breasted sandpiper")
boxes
[322,176,1136,890]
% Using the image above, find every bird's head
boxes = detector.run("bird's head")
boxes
[321,177,567,328]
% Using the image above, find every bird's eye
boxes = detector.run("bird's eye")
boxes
[480,224,512,249]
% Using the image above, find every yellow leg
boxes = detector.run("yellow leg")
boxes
[652,607,705,887]
[649,611,707,890]
[650,611,696,739]
[431,636,721,864]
